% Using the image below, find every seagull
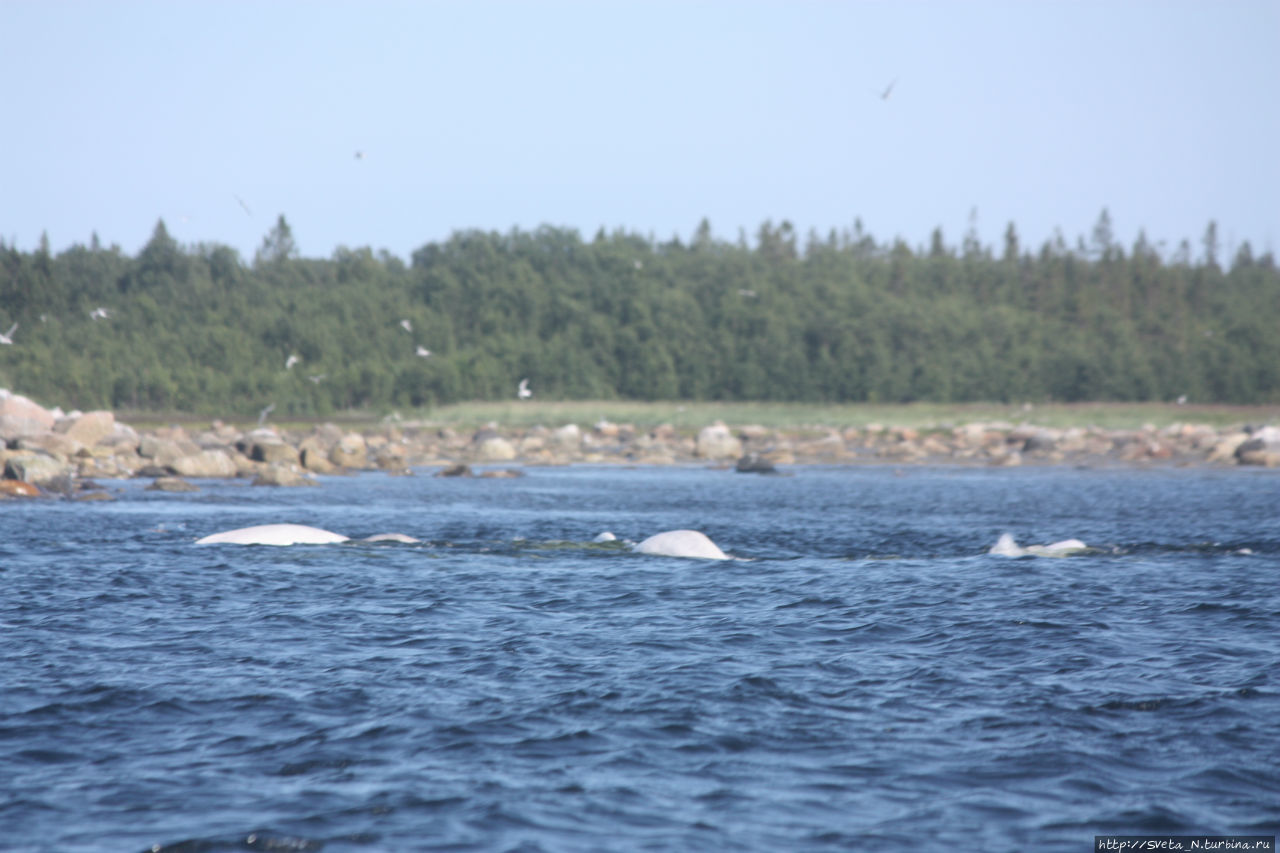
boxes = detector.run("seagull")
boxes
[258,403,275,426]
[416,346,432,358]
[308,374,326,384]
[0,323,16,344]
[90,307,110,320]
[517,378,532,400]
[355,150,365,160]
[285,354,299,370]
[234,194,252,216]
[400,319,412,333]
[880,78,897,100]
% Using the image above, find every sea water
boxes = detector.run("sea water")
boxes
[1,465,1277,852]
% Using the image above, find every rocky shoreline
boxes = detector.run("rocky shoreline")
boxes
[2,390,1277,499]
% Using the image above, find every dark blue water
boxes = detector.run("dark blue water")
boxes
[2,465,1278,852]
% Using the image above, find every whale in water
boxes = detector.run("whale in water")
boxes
[634,529,730,561]
[989,532,1088,558]
[195,523,350,546]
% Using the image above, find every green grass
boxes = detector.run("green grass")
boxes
[117,400,1279,433]
[405,400,1280,432]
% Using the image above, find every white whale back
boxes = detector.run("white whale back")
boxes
[989,533,1088,558]
[634,529,730,561]
[195,523,350,546]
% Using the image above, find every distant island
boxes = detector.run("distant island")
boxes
[0,213,1275,419]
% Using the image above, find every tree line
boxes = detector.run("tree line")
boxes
[0,211,1276,416]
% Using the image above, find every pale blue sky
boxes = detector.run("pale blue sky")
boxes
[3,0,1277,262]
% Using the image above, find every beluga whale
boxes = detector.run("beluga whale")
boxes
[988,533,1088,558]
[634,529,730,561]
[195,523,350,546]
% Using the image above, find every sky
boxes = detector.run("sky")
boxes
[3,0,1277,263]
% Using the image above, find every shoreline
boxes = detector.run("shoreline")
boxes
[3,390,1279,498]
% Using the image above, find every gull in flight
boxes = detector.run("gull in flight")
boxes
[308,374,326,384]
[0,323,16,344]
[880,78,897,100]
[517,378,532,400]
[258,403,275,426]
[416,346,431,358]
[286,354,300,370]
[355,150,365,160]
[400,319,412,333]
[90,307,110,320]
[234,194,252,216]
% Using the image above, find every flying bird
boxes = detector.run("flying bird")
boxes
[258,403,275,426]
[0,323,16,345]
[416,346,432,358]
[880,78,897,100]
[234,194,252,216]
[90,307,110,320]
[286,354,299,370]
[308,374,326,384]
[517,378,532,400]
[355,150,365,160]
[400,319,412,333]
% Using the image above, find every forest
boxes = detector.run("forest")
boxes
[0,212,1276,417]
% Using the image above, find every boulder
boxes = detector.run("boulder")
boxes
[330,433,368,468]
[552,423,582,448]
[15,433,84,461]
[54,410,116,447]
[249,439,300,466]
[300,446,338,473]
[695,422,743,460]
[735,452,778,474]
[169,449,238,479]
[475,436,517,461]
[3,452,70,485]
[251,466,318,487]
[146,476,200,492]
[0,479,42,497]
[1206,432,1251,464]
[436,463,473,477]
[0,391,56,438]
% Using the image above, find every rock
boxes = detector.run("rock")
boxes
[479,468,524,478]
[300,446,338,474]
[74,490,114,502]
[1237,448,1280,467]
[375,442,409,469]
[696,421,743,460]
[4,452,70,485]
[0,391,56,439]
[251,466,317,487]
[147,476,200,492]
[436,463,473,477]
[1022,429,1059,454]
[249,439,300,466]
[1207,432,1250,464]
[0,479,41,497]
[735,452,778,474]
[99,422,140,452]
[552,423,582,448]
[475,436,517,461]
[54,410,116,447]
[15,432,84,461]
[169,449,238,478]
[330,433,369,468]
